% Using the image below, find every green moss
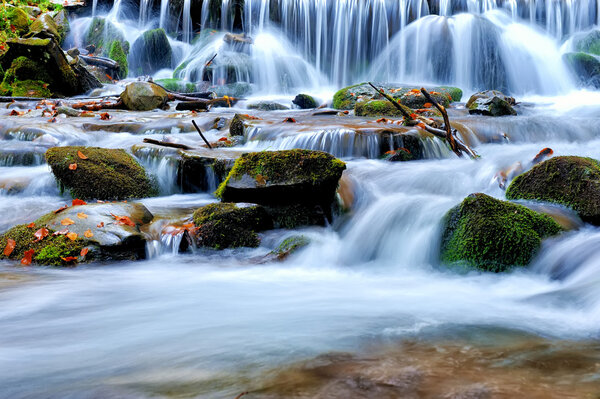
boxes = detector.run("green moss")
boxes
[173,60,189,78]
[355,100,404,117]
[265,204,327,228]
[45,146,157,200]
[0,56,52,97]
[270,235,309,260]
[108,40,128,78]
[10,79,51,97]
[293,94,318,109]
[6,6,29,36]
[439,86,463,102]
[333,83,361,110]
[575,30,600,56]
[85,17,125,56]
[193,203,273,231]
[0,223,86,266]
[155,78,196,93]
[506,156,600,225]
[440,193,563,272]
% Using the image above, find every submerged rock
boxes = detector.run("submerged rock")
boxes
[466,90,517,116]
[46,146,156,200]
[216,149,346,207]
[293,94,318,109]
[247,101,289,111]
[564,52,600,89]
[120,82,169,111]
[129,28,172,75]
[268,235,310,261]
[440,193,563,272]
[192,202,272,249]
[506,156,600,225]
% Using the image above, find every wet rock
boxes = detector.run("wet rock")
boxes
[264,204,328,228]
[6,5,29,36]
[265,235,310,261]
[108,40,128,79]
[0,56,52,97]
[379,130,426,160]
[247,101,289,111]
[192,202,272,249]
[573,29,600,56]
[216,149,346,207]
[355,99,404,118]
[26,13,61,41]
[506,156,600,225]
[46,146,157,200]
[466,90,517,116]
[293,94,318,109]
[53,9,70,43]
[84,17,126,56]
[382,148,415,162]
[564,52,600,89]
[333,82,462,110]
[120,81,169,111]
[229,113,253,136]
[177,150,235,192]
[440,193,563,272]
[129,28,172,75]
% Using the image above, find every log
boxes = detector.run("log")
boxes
[79,55,120,71]
[143,138,193,150]
[176,100,211,111]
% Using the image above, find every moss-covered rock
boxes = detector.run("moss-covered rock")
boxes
[466,90,517,116]
[193,202,272,249]
[506,156,600,225]
[270,235,309,260]
[46,146,156,200]
[440,193,563,272]
[26,13,61,41]
[247,101,289,111]
[84,17,126,56]
[0,56,53,97]
[129,28,172,75]
[120,81,169,111]
[355,99,404,118]
[381,148,415,162]
[564,52,600,89]
[264,204,328,228]
[108,40,128,79]
[229,113,253,136]
[53,9,69,43]
[293,94,318,109]
[9,79,52,97]
[7,5,29,36]
[333,82,461,110]
[573,30,600,56]
[216,149,346,206]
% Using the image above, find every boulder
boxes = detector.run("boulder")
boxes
[84,17,126,56]
[247,101,289,111]
[45,146,157,200]
[53,9,70,43]
[108,40,128,79]
[0,202,153,265]
[26,13,61,41]
[215,149,346,207]
[192,202,273,249]
[466,90,517,116]
[564,52,600,89]
[440,193,563,272]
[573,30,600,56]
[506,156,600,225]
[333,82,462,110]
[6,5,29,36]
[293,94,318,109]
[129,28,172,75]
[0,56,53,97]
[355,99,404,118]
[229,113,253,136]
[120,81,169,111]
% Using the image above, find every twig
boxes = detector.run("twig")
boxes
[205,53,218,67]
[234,392,248,399]
[143,138,192,150]
[368,82,414,122]
[420,88,460,156]
[192,120,213,149]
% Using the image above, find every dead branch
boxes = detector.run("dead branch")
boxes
[70,99,125,111]
[192,120,213,149]
[143,138,193,150]
[420,87,460,156]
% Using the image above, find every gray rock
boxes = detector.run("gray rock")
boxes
[120,82,169,111]
[466,90,517,116]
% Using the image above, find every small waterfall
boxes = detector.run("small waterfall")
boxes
[139,0,152,26]
[159,0,169,29]
[92,0,98,17]
[182,0,192,43]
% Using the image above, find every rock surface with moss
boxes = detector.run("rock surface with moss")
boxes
[506,156,600,225]
[466,90,517,116]
[293,94,318,109]
[84,17,126,56]
[333,82,462,110]
[46,146,156,200]
[440,193,563,272]
[193,202,273,249]
[355,99,405,117]
[564,52,600,89]
[0,56,53,97]
[108,40,128,79]
[216,149,346,206]
[129,28,172,75]
[269,235,310,260]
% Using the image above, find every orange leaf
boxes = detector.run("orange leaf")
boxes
[3,239,16,256]
[61,256,78,262]
[27,222,35,228]
[423,103,433,108]
[61,218,75,226]
[77,212,88,219]
[111,214,135,227]
[66,232,78,241]
[84,229,93,238]
[69,163,77,170]
[21,249,34,265]
[409,113,418,119]
[77,150,88,160]
[80,247,89,257]
[100,112,111,120]
[53,205,68,214]
[410,89,420,93]
[97,222,104,228]
[72,199,87,206]
[283,117,296,123]
[34,228,49,242]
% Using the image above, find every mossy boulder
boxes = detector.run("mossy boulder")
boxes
[155,78,196,93]
[84,17,126,56]
[269,235,310,260]
[108,40,128,79]
[53,9,70,43]
[440,193,563,272]
[333,82,461,110]
[7,6,29,36]
[120,81,169,111]
[0,56,53,97]
[129,28,172,75]
[293,94,318,109]
[216,149,346,207]
[46,146,156,200]
[564,52,600,89]
[192,202,273,249]
[26,13,61,41]
[355,99,404,118]
[466,90,517,116]
[573,30,600,56]
[247,101,289,111]
[506,156,600,225]
[229,113,253,136]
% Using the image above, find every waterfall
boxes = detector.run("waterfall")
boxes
[159,0,169,29]
[139,0,151,26]
[182,0,192,43]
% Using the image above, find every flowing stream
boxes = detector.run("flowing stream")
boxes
[3,0,600,397]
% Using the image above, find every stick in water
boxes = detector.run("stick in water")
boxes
[192,120,213,149]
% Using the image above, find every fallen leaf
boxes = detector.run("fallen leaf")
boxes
[84,229,93,238]
[423,102,433,108]
[48,117,57,123]
[34,228,49,242]
[9,110,25,116]
[283,117,296,123]
[100,112,111,120]
[53,228,69,236]
[27,222,35,228]
[61,218,75,226]
[53,205,68,214]
[3,239,16,256]
[111,214,135,227]
[80,247,89,257]
[255,174,267,186]
[97,222,104,228]
[21,249,34,265]
[72,199,87,206]
[77,212,88,219]
[69,163,77,170]
[77,150,88,160]
[61,256,78,262]
[66,232,78,241]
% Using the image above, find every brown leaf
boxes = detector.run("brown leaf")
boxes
[97,222,104,228]
[3,239,16,257]
[100,112,111,120]
[52,228,69,236]
[66,232,78,241]
[61,218,75,226]
[84,229,93,238]
[111,214,135,227]
[21,249,34,265]
[27,222,35,228]
[80,247,89,257]
[72,199,87,206]
[53,205,68,214]
[77,150,88,160]
[33,228,49,242]
[77,212,88,219]
[61,256,78,262]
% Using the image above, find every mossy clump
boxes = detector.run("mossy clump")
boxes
[155,78,196,93]
[0,56,53,97]
[440,193,563,272]
[293,94,318,109]
[0,222,86,266]
[270,235,309,260]
[85,17,125,56]
[506,156,600,225]
[108,40,128,78]
[193,203,272,249]
[355,100,404,117]
[45,146,157,200]
[215,149,346,206]
[6,6,29,36]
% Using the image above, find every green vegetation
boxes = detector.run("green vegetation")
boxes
[108,40,128,78]
[270,235,310,260]
[355,100,404,117]
[440,193,563,272]
[45,146,157,200]
[155,78,196,93]
[0,56,52,96]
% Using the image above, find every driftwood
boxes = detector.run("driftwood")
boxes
[192,120,213,149]
[368,82,477,158]
[175,100,211,111]
[70,99,125,111]
[79,55,120,71]
[143,138,193,150]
